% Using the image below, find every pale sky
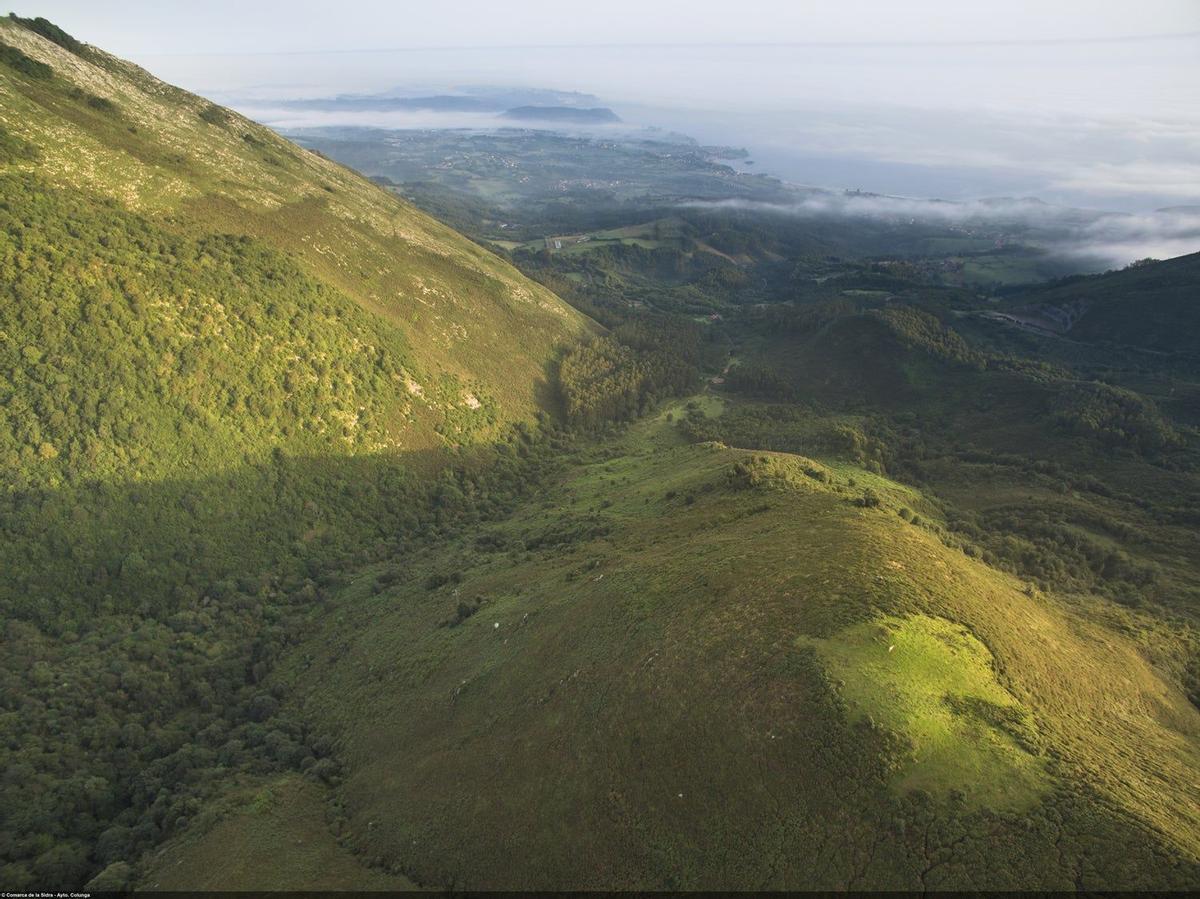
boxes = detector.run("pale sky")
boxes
[19,0,1200,54]
[13,1,1200,212]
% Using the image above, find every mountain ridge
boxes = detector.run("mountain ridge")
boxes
[1,15,1199,894]
[0,15,594,449]
[1002,251,1200,352]
[501,105,621,124]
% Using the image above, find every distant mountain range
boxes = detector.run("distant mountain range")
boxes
[276,85,611,118]
[274,92,622,125]
[500,105,621,124]
[283,94,502,113]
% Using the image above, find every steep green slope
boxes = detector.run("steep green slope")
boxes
[3,15,1198,893]
[221,402,1198,890]
[0,16,595,629]
[715,302,1200,642]
[0,15,589,460]
[0,17,590,889]
[138,775,416,891]
[1004,252,1200,353]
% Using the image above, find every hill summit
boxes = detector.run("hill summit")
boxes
[1,14,1199,895]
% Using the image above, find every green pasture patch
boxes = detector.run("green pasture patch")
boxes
[800,613,1048,809]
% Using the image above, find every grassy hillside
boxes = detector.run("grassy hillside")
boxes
[1004,252,1200,353]
[139,775,415,891]
[0,16,590,889]
[0,15,589,458]
[721,298,1200,613]
[190,401,1198,890]
[0,16,598,626]
[3,15,1199,893]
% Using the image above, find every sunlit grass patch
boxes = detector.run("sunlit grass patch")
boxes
[800,613,1048,809]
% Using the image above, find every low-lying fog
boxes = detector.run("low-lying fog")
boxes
[683,198,1200,269]
[37,0,1200,261]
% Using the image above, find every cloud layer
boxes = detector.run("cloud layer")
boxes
[683,195,1200,267]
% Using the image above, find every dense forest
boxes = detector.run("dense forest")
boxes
[0,166,584,884]
[556,316,718,428]
[0,173,581,884]
[2,13,1200,893]
[0,16,589,889]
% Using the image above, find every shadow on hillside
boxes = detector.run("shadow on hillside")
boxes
[1,438,559,633]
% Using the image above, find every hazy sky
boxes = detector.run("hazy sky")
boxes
[20,1,1200,212]
[23,0,1200,54]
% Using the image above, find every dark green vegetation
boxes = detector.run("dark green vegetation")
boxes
[145,241,1200,888]
[1,15,1199,894]
[0,16,587,891]
[992,251,1200,353]
[256,404,1198,889]
[0,37,50,79]
[138,775,415,890]
[5,14,89,56]
[687,294,1199,609]
[557,316,718,428]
